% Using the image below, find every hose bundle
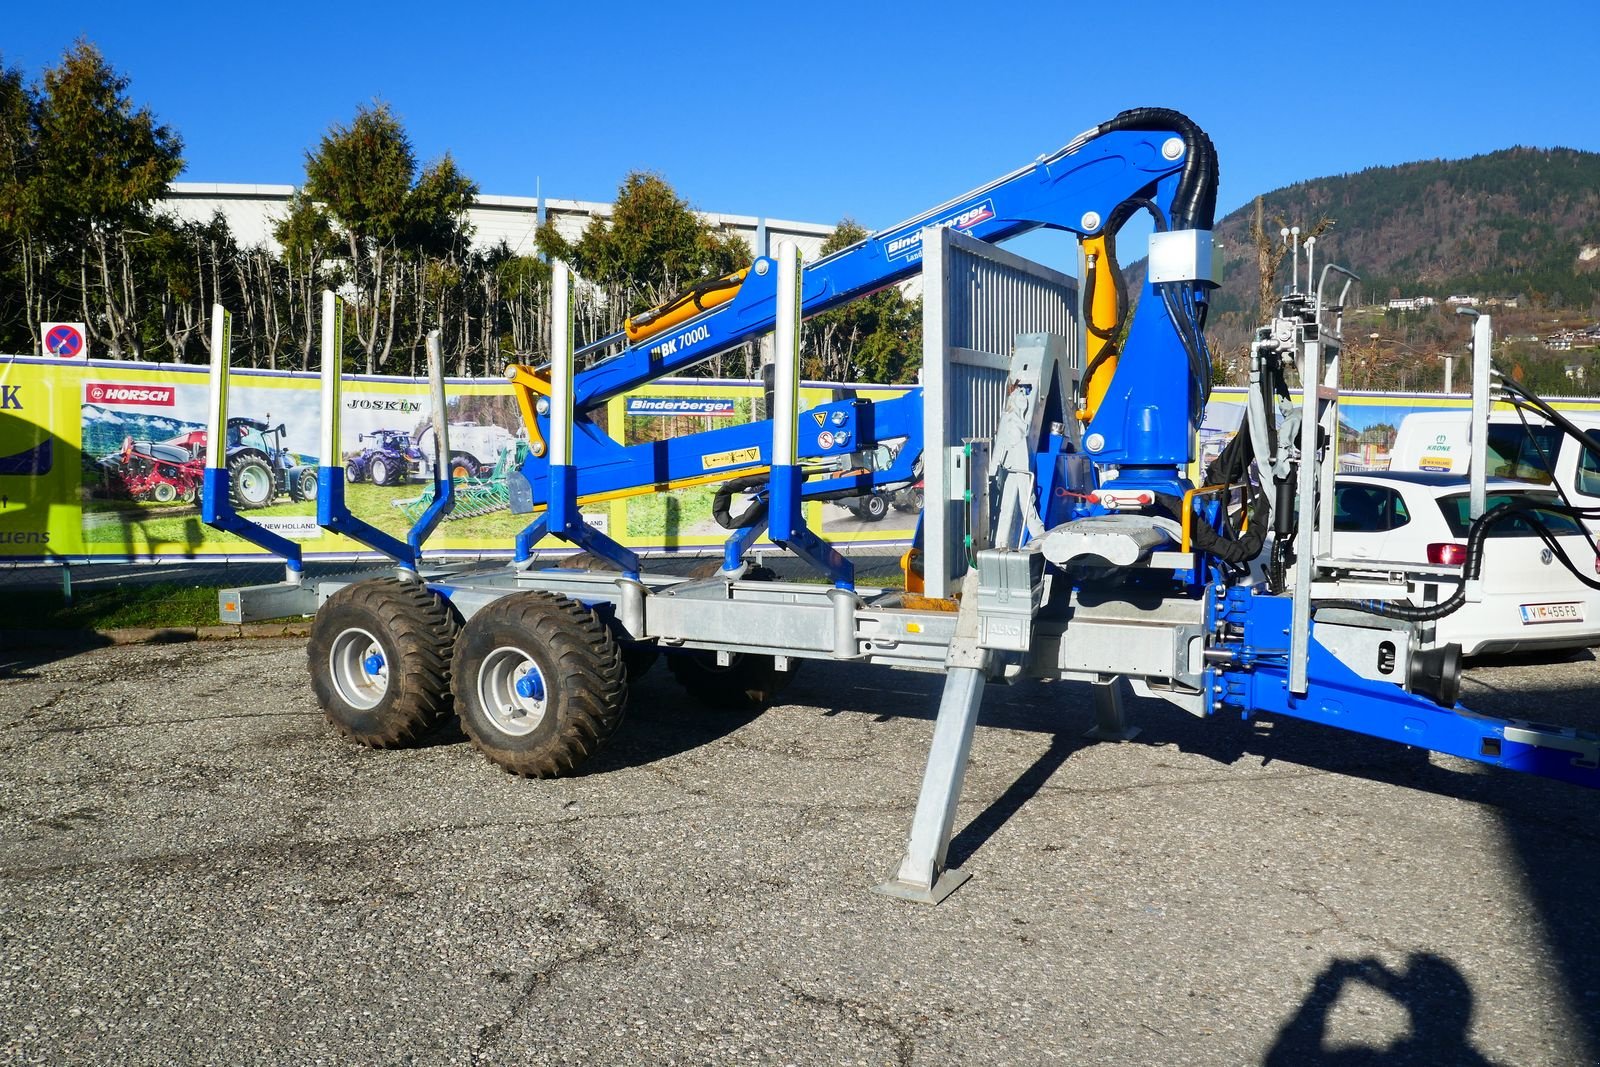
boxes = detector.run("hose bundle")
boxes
[1321,365,1600,621]
[1318,498,1600,622]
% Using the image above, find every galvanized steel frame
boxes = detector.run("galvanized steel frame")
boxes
[921,228,1079,598]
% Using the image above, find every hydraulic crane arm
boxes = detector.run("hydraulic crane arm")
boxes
[574,108,1219,419]
[503,109,1222,578]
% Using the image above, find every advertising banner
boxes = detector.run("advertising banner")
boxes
[0,355,916,563]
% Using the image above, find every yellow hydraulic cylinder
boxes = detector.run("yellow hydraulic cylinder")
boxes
[625,269,748,344]
[1079,236,1120,423]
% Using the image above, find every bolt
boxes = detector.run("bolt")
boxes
[1162,137,1185,161]
[1085,433,1105,453]
[1081,211,1102,233]
[754,260,770,276]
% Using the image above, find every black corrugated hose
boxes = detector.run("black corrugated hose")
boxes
[1095,108,1219,231]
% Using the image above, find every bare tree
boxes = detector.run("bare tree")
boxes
[1249,195,1333,317]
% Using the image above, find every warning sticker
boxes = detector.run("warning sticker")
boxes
[817,430,836,449]
[812,411,827,427]
[701,446,761,471]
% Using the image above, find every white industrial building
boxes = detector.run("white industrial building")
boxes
[160,183,836,261]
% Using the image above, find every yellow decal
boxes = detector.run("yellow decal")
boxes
[812,411,827,427]
[701,446,761,471]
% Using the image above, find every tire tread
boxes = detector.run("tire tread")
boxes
[307,578,459,748]
[452,592,627,778]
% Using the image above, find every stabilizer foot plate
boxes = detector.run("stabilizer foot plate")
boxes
[872,867,972,905]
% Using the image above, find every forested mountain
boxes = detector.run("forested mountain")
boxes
[1209,147,1600,318]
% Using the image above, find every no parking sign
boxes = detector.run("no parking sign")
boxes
[41,322,88,360]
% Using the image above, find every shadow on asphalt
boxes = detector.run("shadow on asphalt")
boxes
[583,666,765,775]
[762,656,1600,1064]
[1263,953,1506,1066]
[0,633,112,676]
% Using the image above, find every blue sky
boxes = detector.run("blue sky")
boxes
[6,1,1595,241]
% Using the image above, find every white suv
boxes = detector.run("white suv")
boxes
[1330,472,1600,657]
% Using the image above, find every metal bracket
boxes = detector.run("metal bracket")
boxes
[1084,676,1140,741]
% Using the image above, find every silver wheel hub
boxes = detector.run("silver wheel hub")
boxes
[477,647,548,736]
[329,627,388,710]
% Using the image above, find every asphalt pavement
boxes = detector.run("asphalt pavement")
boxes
[2,636,1598,1065]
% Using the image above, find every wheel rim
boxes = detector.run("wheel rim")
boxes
[152,482,176,502]
[477,646,548,736]
[328,627,389,710]
[239,465,271,504]
[302,472,318,500]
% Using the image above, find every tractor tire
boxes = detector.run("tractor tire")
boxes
[449,452,479,481]
[228,454,274,509]
[290,468,319,503]
[554,551,616,571]
[307,578,460,747]
[860,492,890,522]
[451,591,628,777]
[345,461,364,484]
[370,456,396,486]
[552,552,659,680]
[668,558,796,710]
[892,488,924,513]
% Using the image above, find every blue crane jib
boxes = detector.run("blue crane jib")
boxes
[504,108,1222,580]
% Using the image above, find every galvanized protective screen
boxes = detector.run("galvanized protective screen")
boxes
[921,228,1080,597]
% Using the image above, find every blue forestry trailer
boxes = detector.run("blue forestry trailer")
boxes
[206,108,1600,902]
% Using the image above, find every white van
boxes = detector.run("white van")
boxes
[1388,409,1600,519]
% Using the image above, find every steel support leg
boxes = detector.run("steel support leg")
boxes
[874,665,986,904]
[1083,675,1139,742]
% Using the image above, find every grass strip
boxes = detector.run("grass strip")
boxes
[1,582,236,631]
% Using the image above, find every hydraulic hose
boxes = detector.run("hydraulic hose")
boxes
[1499,373,1600,468]
[1512,400,1600,560]
[1080,198,1170,409]
[1169,420,1269,565]
[1095,110,1218,410]
[1094,108,1219,230]
[713,468,914,529]
[712,474,769,530]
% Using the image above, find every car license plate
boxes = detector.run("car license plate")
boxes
[1520,602,1584,624]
